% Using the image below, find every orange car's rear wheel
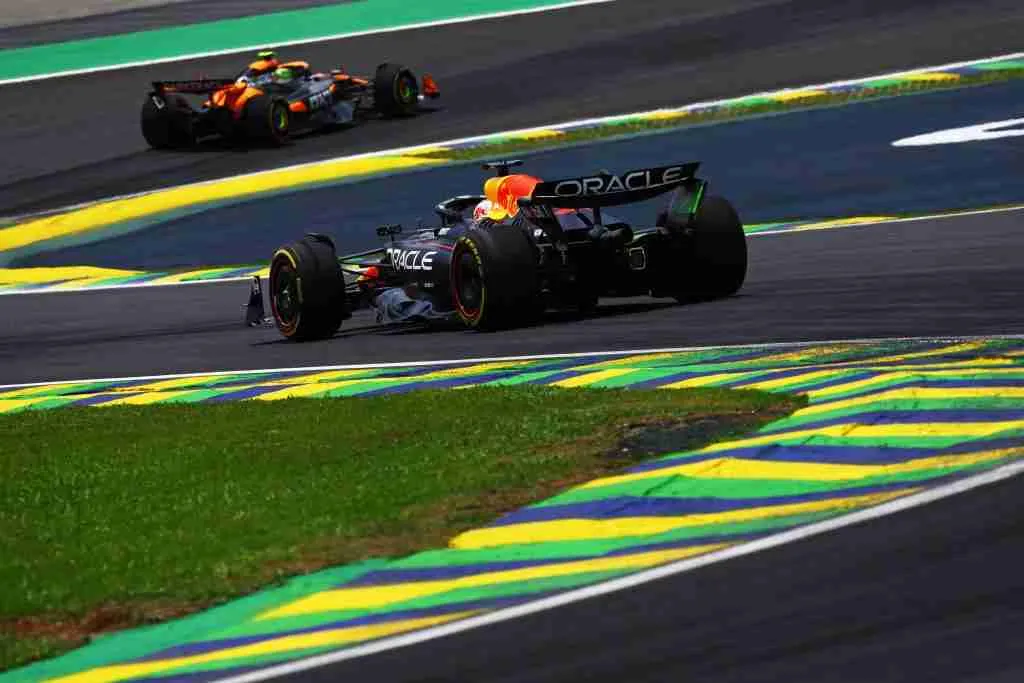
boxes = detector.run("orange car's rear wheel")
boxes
[140,94,195,149]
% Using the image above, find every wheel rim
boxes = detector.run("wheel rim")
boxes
[397,76,416,103]
[452,247,483,321]
[270,258,300,334]
[272,103,289,135]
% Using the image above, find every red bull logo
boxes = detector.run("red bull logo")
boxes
[483,174,541,220]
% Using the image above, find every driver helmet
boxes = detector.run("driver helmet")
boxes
[272,66,297,83]
[472,199,495,223]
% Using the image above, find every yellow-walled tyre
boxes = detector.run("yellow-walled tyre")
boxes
[269,234,346,341]
[449,223,540,331]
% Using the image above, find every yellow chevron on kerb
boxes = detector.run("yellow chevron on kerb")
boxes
[796,386,1024,416]
[46,611,475,683]
[417,360,537,379]
[259,543,726,619]
[739,368,857,391]
[0,154,445,253]
[107,376,225,393]
[552,368,637,388]
[903,71,960,82]
[576,445,1023,492]
[261,368,380,386]
[784,216,896,233]
[252,379,385,400]
[0,396,59,413]
[702,420,1024,454]
[0,266,142,285]
[0,382,85,399]
[95,390,198,407]
[451,490,913,549]
[805,366,1024,401]
[662,371,763,388]
[772,89,827,102]
[642,111,690,122]
[512,129,564,140]
[568,352,681,372]
[841,341,988,366]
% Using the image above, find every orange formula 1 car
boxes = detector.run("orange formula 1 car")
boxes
[141,50,440,148]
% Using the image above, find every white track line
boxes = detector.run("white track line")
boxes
[747,203,1024,236]
[3,332,1021,390]
[4,203,1021,297]
[0,1,616,86]
[213,457,1024,682]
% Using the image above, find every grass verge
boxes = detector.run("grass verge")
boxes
[0,385,801,670]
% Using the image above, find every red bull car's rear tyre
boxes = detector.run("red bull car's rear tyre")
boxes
[269,235,347,341]
[140,94,195,149]
[243,95,290,144]
[450,224,540,331]
[374,63,419,117]
[662,195,747,302]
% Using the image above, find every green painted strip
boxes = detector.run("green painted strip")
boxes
[538,464,1008,506]
[0,0,603,84]
[219,568,628,643]
[807,374,1024,402]
[768,397,1024,431]
[972,60,1024,70]
[5,561,384,683]
[130,646,343,680]
[477,370,571,386]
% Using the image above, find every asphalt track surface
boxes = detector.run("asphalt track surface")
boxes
[2,3,1024,682]
[3,209,1022,385]
[2,0,1024,215]
[266,469,1024,683]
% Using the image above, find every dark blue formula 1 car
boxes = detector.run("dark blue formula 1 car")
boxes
[251,159,747,340]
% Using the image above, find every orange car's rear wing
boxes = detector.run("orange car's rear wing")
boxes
[152,79,237,95]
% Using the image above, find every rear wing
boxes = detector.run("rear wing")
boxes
[515,162,708,245]
[519,162,702,210]
[151,79,237,95]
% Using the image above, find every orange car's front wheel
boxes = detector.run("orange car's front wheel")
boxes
[242,95,290,145]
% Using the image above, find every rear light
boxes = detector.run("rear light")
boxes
[422,74,440,97]
[358,266,380,282]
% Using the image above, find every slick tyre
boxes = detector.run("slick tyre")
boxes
[670,196,747,302]
[243,94,290,144]
[374,63,419,117]
[269,234,347,341]
[140,94,195,149]
[450,224,540,331]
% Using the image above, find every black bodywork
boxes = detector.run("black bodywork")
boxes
[258,159,747,339]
